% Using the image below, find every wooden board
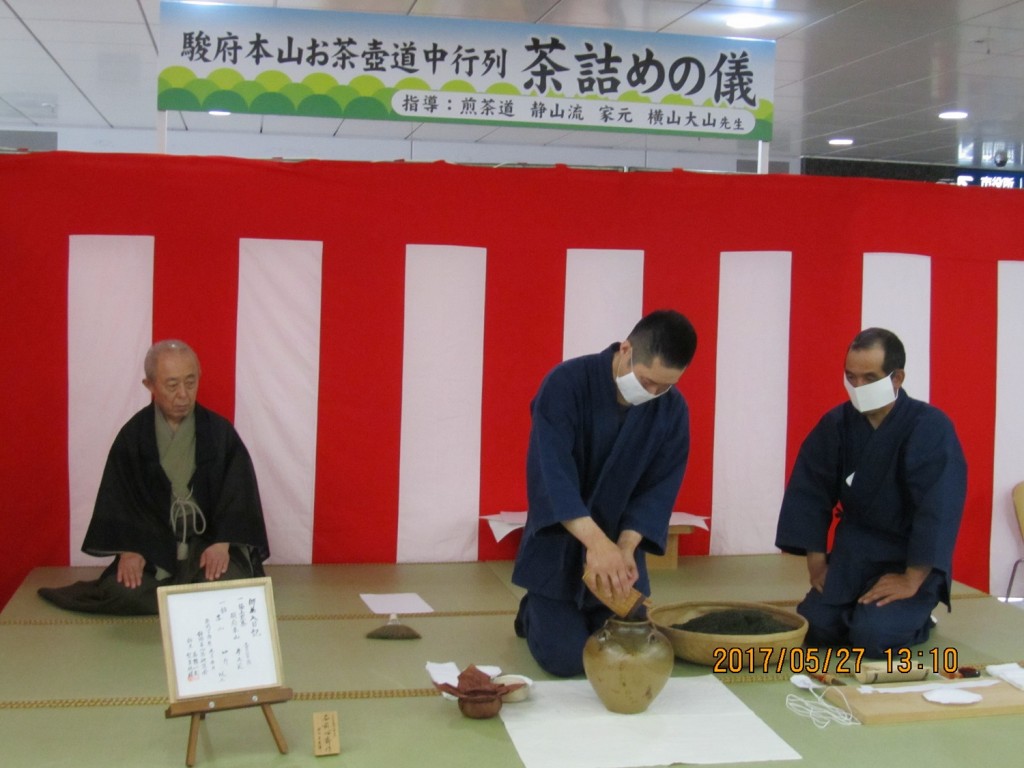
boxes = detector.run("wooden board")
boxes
[824,680,1024,724]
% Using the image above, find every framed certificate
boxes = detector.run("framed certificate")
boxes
[157,577,283,703]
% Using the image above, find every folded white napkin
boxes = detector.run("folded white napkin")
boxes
[985,663,1024,691]
[425,661,502,687]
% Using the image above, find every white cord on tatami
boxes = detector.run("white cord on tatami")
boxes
[785,674,860,728]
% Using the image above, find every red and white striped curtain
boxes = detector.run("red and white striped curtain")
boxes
[2,153,1022,607]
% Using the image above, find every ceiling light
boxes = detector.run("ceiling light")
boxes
[208,110,231,116]
[725,13,774,30]
[829,138,854,146]
[939,111,968,120]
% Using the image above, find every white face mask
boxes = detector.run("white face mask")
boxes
[616,351,665,406]
[843,372,896,413]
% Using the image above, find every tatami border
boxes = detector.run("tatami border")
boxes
[0,609,519,626]
[0,688,448,710]
[0,592,992,627]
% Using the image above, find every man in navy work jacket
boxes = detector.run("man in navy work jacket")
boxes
[776,328,967,658]
[513,310,697,676]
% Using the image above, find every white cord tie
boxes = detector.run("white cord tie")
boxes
[170,491,206,561]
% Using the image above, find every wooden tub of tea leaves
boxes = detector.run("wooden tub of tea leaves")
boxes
[650,601,808,666]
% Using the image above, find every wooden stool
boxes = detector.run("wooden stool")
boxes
[647,524,694,570]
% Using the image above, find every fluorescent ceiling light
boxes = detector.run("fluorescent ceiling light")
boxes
[939,110,968,120]
[208,110,231,116]
[829,138,854,146]
[725,13,774,30]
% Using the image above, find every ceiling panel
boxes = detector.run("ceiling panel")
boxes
[278,0,414,11]
[181,111,263,132]
[704,0,861,10]
[548,129,650,149]
[261,115,344,135]
[5,0,146,23]
[479,125,573,144]
[23,19,154,46]
[539,0,700,31]
[1,0,1023,171]
[412,121,507,141]
[663,0,857,37]
[969,1,1024,28]
[412,0,562,23]
[334,118,417,139]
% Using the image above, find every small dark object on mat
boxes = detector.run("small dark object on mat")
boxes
[366,613,421,640]
[672,608,792,635]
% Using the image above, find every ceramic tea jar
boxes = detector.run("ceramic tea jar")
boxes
[583,617,674,714]
[458,694,503,719]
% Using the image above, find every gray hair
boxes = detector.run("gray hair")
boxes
[144,340,200,381]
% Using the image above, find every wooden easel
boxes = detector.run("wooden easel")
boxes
[165,685,293,766]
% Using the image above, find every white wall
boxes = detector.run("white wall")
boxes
[49,126,796,174]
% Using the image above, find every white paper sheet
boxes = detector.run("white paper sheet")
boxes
[425,661,503,687]
[483,511,709,543]
[667,511,710,530]
[359,593,434,615]
[499,676,800,768]
[481,511,528,542]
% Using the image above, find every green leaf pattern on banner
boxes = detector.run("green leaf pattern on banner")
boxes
[157,65,772,139]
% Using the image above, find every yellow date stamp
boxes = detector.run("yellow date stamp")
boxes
[711,646,865,675]
[884,647,960,674]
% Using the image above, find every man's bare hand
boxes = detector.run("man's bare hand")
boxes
[807,552,828,593]
[563,516,639,601]
[199,542,231,581]
[116,552,146,589]
[615,530,642,587]
[585,537,637,600]
[858,567,929,607]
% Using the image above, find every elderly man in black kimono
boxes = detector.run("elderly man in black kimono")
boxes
[776,328,966,658]
[39,340,269,615]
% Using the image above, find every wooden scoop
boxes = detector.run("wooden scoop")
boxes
[582,570,653,620]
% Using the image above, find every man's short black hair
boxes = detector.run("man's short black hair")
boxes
[849,327,906,373]
[627,310,697,370]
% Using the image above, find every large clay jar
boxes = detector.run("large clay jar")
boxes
[583,617,674,714]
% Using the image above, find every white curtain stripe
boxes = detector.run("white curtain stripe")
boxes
[67,235,154,565]
[563,249,644,361]
[992,261,1024,596]
[711,251,792,555]
[235,239,323,564]
[862,253,932,402]
[397,244,487,562]
[54,230,1016,598]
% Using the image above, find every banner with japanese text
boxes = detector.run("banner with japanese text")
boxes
[158,2,774,140]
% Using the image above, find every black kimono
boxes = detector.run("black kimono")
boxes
[39,403,269,614]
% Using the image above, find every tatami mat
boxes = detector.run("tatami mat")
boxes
[2,556,1022,768]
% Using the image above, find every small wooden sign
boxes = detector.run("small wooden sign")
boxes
[313,711,341,756]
